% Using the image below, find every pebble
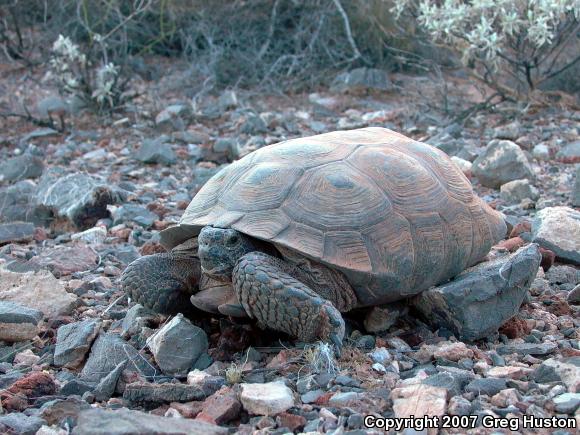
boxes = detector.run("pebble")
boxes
[54,319,101,368]
[239,382,294,415]
[552,392,580,414]
[500,179,540,204]
[0,301,43,342]
[532,206,580,265]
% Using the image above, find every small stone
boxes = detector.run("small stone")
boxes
[414,244,541,341]
[552,393,580,414]
[433,342,474,362]
[195,386,241,425]
[532,357,580,393]
[332,68,391,92]
[465,378,507,396]
[490,388,520,407]
[532,143,550,161]
[71,226,107,244]
[276,412,307,432]
[93,360,126,402]
[54,319,101,368]
[218,91,239,110]
[301,389,324,404]
[121,304,156,338]
[532,206,580,265]
[111,204,158,228]
[72,408,227,435]
[146,313,208,377]
[500,179,540,204]
[0,301,43,342]
[448,396,471,416]
[486,366,530,380]
[134,137,177,165]
[369,347,391,365]
[29,245,98,277]
[328,392,361,407]
[0,372,56,411]
[239,382,294,416]
[496,342,557,356]
[0,413,46,435]
[0,222,36,245]
[13,349,40,366]
[472,140,534,188]
[556,140,580,163]
[0,154,44,183]
[391,384,447,432]
[493,122,521,140]
[155,104,190,131]
[572,165,580,207]
[422,372,469,397]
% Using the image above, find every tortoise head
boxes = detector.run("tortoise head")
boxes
[198,226,255,281]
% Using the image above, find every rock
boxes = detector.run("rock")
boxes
[135,137,177,165]
[414,244,541,341]
[71,226,107,244]
[39,397,90,426]
[572,165,580,207]
[21,128,59,142]
[0,222,35,245]
[568,284,580,304]
[0,301,43,342]
[240,382,294,416]
[532,357,580,393]
[13,348,40,366]
[196,386,241,425]
[0,154,44,183]
[37,96,69,119]
[391,384,447,434]
[240,113,268,135]
[0,413,46,435]
[472,140,534,188]
[35,168,123,229]
[369,347,392,365]
[500,179,539,204]
[54,319,101,368]
[531,206,580,264]
[465,378,507,396]
[124,380,222,405]
[363,303,407,333]
[552,393,580,414]
[218,91,239,110]
[448,396,471,416]
[556,140,580,163]
[81,333,156,383]
[332,68,391,92]
[496,342,557,356]
[545,265,579,285]
[422,372,469,397]
[486,366,530,380]
[72,408,227,435]
[146,313,208,376]
[93,360,126,402]
[329,392,361,407]
[121,304,156,337]
[433,341,473,362]
[30,245,98,276]
[0,180,47,225]
[493,122,521,140]
[155,104,190,131]
[532,143,550,161]
[490,388,520,407]
[111,204,158,228]
[0,371,56,411]
[0,268,76,318]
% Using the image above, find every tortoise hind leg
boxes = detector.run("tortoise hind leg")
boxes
[121,253,201,315]
[232,251,345,353]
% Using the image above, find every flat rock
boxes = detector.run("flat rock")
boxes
[0,222,36,245]
[124,380,222,406]
[0,301,43,342]
[93,360,126,402]
[391,384,447,435]
[0,154,44,183]
[0,412,46,435]
[54,319,101,368]
[81,332,156,383]
[39,397,90,426]
[496,342,558,356]
[472,140,534,188]
[422,372,470,397]
[532,357,580,393]
[500,179,539,204]
[71,408,227,435]
[35,167,123,229]
[0,268,76,318]
[414,244,541,341]
[30,245,98,277]
[532,206,580,265]
[146,313,208,376]
[240,382,294,416]
[465,377,507,396]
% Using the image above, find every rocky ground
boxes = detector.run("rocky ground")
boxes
[0,59,578,435]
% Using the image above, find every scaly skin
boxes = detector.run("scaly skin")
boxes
[232,251,345,351]
[121,252,201,315]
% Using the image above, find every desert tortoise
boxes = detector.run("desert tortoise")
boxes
[122,127,506,350]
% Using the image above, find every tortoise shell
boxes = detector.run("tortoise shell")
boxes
[160,127,506,306]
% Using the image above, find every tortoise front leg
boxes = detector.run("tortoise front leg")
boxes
[121,252,201,315]
[232,252,345,353]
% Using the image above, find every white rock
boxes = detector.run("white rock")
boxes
[532,206,580,265]
[71,226,107,244]
[239,382,294,415]
[391,384,448,435]
[0,268,76,318]
[532,143,550,161]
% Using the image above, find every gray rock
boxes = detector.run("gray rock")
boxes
[301,389,324,404]
[0,222,35,245]
[60,378,95,396]
[0,180,48,224]
[0,301,43,342]
[496,342,557,356]
[35,167,124,229]
[422,372,470,397]
[213,137,235,153]
[218,90,239,110]
[155,104,190,131]
[0,154,44,183]
[39,397,90,426]
[500,179,539,204]
[532,357,580,392]
[111,204,158,228]
[121,304,155,338]
[93,360,126,402]
[472,140,534,188]
[465,378,507,396]
[493,122,521,140]
[364,303,407,333]
[572,165,580,207]
[54,319,101,368]
[134,137,177,165]
[532,206,580,264]
[72,408,227,435]
[123,379,222,405]
[332,68,391,92]
[146,313,208,376]
[81,332,157,383]
[545,265,580,285]
[568,284,580,304]
[532,143,550,161]
[0,413,46,435]
[414,244,541,341]
[240,113,267,135]
[552,393,580,414]
[557,140,580,162]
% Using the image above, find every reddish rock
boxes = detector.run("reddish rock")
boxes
[499,316,531,339]
[510,221,531,238]
[170,401,204,418]
[196,386,241,425]
[30,245,98,277]
[276,412,307,431]
[139,241,167,255]
[1,372,57,411]
[496,237,525,252]
[177,200,189,210]
[539,248,555,271]
[313,392,333,406]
